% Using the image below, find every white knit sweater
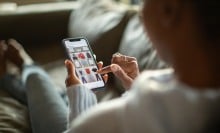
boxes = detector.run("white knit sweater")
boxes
[66,69,220,133]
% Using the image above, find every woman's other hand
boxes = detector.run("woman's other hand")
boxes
[65,60,108,88]
[98,53,139,90]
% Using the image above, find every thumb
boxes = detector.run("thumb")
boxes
[65,60,76,76]
[64,59,81,87]
[110,64,132,89]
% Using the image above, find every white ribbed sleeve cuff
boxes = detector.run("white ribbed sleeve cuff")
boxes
[67,84,97,127]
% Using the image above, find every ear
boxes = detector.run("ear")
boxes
[158,0,182,27]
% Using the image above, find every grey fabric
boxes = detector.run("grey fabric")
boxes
[0,74,31,133]
[0,89,31,133]
[0,64,69,133]
[69,0,128,41]
[66,84,97,130]
[1,74,27,105]
[23,66,68,133]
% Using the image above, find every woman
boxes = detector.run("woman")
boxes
[1,0,220,132]
[65,0,220,132]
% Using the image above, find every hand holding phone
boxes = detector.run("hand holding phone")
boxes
[64,60,81,86]
[62,37,105,91]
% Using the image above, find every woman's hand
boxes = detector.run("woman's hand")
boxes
[65,60,108,88]
[98,53,139,90]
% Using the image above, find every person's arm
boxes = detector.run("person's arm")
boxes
[64,59,108,130]
[66,84,97,128]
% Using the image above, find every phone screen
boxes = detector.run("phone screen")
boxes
[63,38,105,90]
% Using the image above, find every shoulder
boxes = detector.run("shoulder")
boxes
[131,68,174,93]
[127,68,180,108]
[137,68,173,83]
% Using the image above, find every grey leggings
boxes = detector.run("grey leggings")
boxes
[0,65,67,133]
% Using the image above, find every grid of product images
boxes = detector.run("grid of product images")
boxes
[68,46,102,84]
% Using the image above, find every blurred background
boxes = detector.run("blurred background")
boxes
[0,1,166,132]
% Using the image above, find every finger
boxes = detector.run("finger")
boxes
[114,55,136,62]
[65,59,76,76]
[97,65,112,74]
[111,53,122,63]
[122,60,139,72]
[64,60,81,87]
[110,64,132,88]
[112,54,136,64]
[97,61,103,69]
[102,74,108,83]
[124,56,137,62]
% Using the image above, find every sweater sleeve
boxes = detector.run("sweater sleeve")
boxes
[66,84,97,128]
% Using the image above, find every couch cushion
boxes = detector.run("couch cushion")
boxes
[0,90,31,133]
[119,14,167,71]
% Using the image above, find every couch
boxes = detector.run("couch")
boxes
[0,0,167,132]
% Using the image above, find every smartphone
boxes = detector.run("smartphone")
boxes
[62,37,105,91]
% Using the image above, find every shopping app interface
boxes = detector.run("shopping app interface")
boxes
[65,39,104,89]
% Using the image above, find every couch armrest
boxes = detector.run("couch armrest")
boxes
[0,1,80,45]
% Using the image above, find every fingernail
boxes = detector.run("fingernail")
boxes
[111,64,118,72]
[65,60,71,66]
[64,60,68,65]
[112,52,121,58]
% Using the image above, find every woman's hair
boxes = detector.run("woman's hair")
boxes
[192,0,220,42]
